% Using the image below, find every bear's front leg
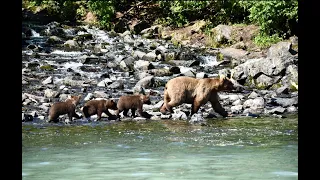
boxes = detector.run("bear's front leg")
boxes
[104,109,114,117]
[131,108,137,118]
[72,111,81,119]
[97,110,103,121]
[191,100,202,116]
[122,109,129,117]
[210,100,228,117]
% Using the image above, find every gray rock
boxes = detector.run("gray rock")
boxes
[155,45,168,54]
[255,74,275,88]
[153,100,164,110]
[22,99,32,106]
[123,34,134,45]
[266,106,286,114]
[248,91,259,99]
[231,105,243,114]
[181,70,196,77]
[44,88,60,98]
[243,108,264,115]
[135,72,152,80]
[269,97,298,107]
[93,91,110,98]
[232,41,298,88]
[243,97,265,109]
[196,72,208,79]
[80,55,100,64]
[147,68,173,76]
[108,81,124,89]
[134,60,154,71]
[286,106,298,113]
[134,76,155,89]
[119,57,135,72]
[267,41,294,58]
[59,94,69,102]
[189,113,205,123]
[171,60,200,67]
[47,36,63,44]
[220,47,248,60]
[64,40,80,49]
[120,30,131,37]
[160,114,171,119]
[276,86,289,94]
[232,99,242,106]
[97,78,113,87]
[211,25,232,43]
[133,50,147,59]
[285,65,298,85]
[142,51,158,61]
[22,93,28,102]
[63,77,85,86]
[42,76,53,85]
[172,111,188,120]
[84,93,94,101]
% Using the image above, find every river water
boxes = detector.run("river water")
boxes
[22,115,298,180]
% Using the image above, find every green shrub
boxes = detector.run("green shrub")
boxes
[238,0,298,38]
[253,34,283,48]
[87,0,115,30]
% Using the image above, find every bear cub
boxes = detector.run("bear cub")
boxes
[82,99,118,121]
[48,95,82,123]
[116,94,151,119]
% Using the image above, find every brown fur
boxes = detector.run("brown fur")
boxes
[116,94,151,119]
[82,99,118,121]
[48,95,82,122]
[160,76,234,117]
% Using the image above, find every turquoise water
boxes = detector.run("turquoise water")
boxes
[22,116,298,180]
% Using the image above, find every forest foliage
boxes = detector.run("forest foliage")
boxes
[22,0,298,42]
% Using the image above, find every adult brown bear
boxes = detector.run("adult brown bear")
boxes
[160,75,235,117]
[48,95,82,123]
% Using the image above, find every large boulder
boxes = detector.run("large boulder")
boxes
[232,41,298,90]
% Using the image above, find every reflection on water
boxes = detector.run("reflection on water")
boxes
[22,116,298,180]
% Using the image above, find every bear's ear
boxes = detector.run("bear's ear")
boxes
[219,74,226,81]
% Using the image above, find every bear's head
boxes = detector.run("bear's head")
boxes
[106,99,118,110]
[219,76,235,91]
[68,95,82,106]
[140,94,152,105]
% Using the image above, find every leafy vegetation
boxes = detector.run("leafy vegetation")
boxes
[23,0,298,46]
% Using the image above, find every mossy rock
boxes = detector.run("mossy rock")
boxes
[289,81,298,91]
[270,82,282,90]
[40,64,55,71]
[74,33,93,41]
[216,52,224,61]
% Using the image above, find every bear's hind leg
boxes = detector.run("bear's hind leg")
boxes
[123,109,129,117]
[166,100,181,113]
[191,100,202,116]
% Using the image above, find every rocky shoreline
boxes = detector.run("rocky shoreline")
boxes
[22,21,298,125]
